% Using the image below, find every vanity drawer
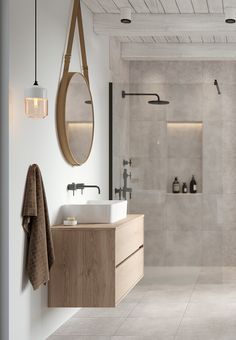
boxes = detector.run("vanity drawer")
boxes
[115,247,144,303]
[115,216,144,265]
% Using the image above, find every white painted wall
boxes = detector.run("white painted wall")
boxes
[9,0,110,339]
[0,0,9,339]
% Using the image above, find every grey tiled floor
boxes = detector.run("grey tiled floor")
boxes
[48,266,236,340]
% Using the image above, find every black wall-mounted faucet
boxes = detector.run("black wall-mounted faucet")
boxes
[67,183,101,195]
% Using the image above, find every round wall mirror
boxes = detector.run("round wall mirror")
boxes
[57,72,94,166]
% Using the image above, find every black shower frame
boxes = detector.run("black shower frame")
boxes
[109,82,113,200]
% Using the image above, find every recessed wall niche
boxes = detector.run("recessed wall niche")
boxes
[167,122,203,193]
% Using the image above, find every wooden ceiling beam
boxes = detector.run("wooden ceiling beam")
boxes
[121,42,236,60]
[94,13,236,36]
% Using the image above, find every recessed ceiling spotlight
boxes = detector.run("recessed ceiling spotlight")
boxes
[225,7,236,23]
[120,7,132,24]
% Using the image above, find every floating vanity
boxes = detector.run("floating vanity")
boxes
[48,214,144,307]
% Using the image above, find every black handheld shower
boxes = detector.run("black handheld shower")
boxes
[214,80,221,95]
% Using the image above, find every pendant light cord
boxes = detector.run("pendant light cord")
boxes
[34,0,38,86]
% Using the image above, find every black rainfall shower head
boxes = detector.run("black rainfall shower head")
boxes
[148,99,170,105]
[122,91,169,105]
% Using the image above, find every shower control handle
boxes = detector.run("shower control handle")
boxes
[115,187,122,200]
[123,159,132,167]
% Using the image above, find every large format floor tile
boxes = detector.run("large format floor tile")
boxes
[184,302,236,319]
[175,331,236,340]
[190,284,236,303]
[129,302,187,318]
[197,266,236,284]
[74,303,137,318]
[140,266,200,286]
[120,285,147,303]
[223,267,236,283]
[112,336,174,340]
[177,316,236,338]
[139,285,193,304]
[49,337,110,340]
[114,317,180,337]
[53,318,125,336]
[48,267,236,340]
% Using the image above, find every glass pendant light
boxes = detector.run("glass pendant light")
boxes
[25,0,48,118]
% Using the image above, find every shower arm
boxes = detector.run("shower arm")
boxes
[122,91,160,101]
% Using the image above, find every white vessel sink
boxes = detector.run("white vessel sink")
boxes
[59,200,127,224]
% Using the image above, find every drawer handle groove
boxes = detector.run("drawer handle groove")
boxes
[116,245,143,268]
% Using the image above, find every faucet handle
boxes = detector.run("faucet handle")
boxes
[115,187,122,200]
[123,158,132,167]
[76,183,85,195]
[129,191,132,199]
[67,182,76,196]
[76,183,85,189]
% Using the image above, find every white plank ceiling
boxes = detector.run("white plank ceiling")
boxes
[83,0,236,14]
[82,0,236,59]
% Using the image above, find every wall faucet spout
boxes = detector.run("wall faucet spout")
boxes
[67,183,101,195]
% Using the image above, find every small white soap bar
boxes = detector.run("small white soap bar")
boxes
[63,220,78,226]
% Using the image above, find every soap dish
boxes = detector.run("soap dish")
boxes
[63,220,77,226]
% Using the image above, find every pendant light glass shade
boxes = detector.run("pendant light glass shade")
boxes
[25,85,48,118]
[25,0,48,118]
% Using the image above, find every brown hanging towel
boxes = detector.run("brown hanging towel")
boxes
[22,164,55,290]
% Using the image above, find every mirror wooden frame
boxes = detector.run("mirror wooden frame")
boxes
[57,72,94,166]
[56,0,94,166]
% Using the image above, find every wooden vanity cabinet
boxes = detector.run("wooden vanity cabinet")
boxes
[48,214,144,307]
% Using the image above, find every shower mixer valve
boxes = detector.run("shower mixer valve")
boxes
[115,168,132,200]
[115,187,123,200]
[123,158,132,167]
[124,170,131,180]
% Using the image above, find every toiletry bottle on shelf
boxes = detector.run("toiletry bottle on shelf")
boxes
[190,175,197,193]
[172,177,180,193]
[182,182,188,193]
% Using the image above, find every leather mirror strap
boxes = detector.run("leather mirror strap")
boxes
[63,0,89,84]
[77,0,89,84]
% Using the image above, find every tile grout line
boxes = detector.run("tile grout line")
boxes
[112,315,129,336]
[173,268,201,339]
[112,287,153,336]
[71,303,140,319]
[125,300,140,318]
